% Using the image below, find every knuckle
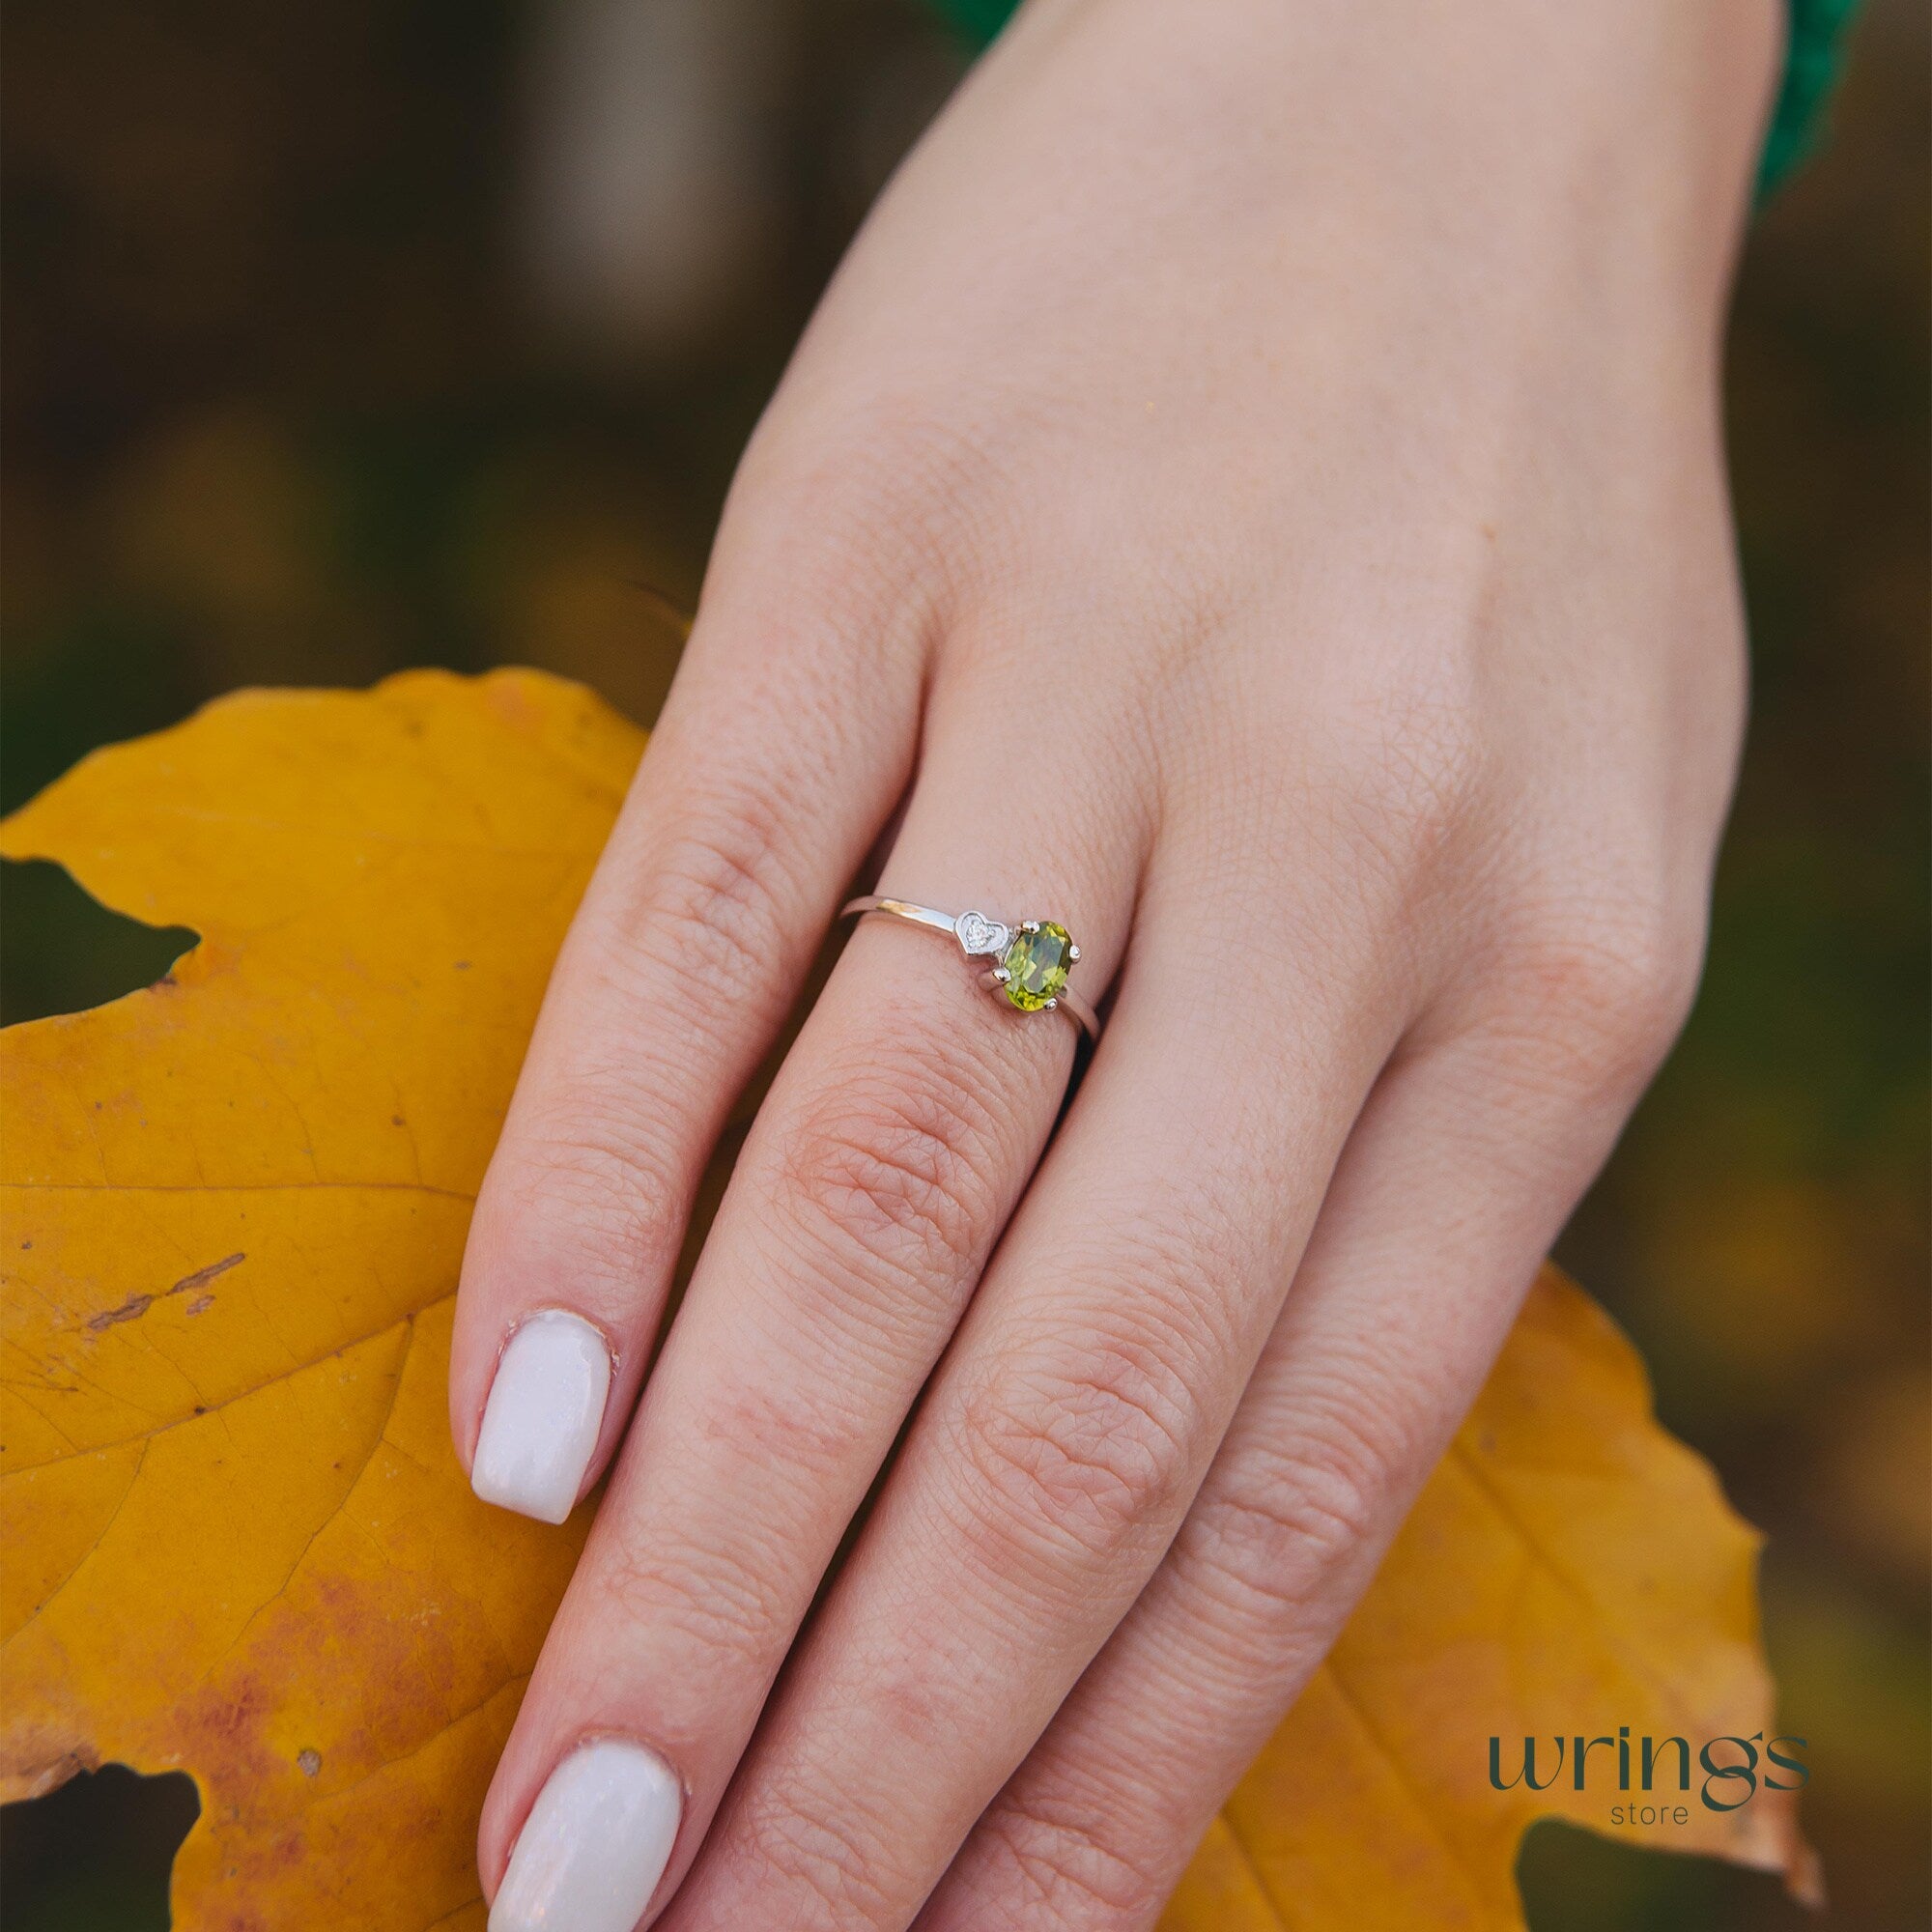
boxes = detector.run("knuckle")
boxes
[490,1111,684,1291]
[772,1061,1003,1288]
[705,1373,862,1486]
[733,396,994,605]
[1189,1399,1395,1626]
[976,1802,1164,1926]
[1372,691,1489,852]
[1321,676,1491,889]
[594,1537,786,1665]
[953,1325,1199,1565]
[753,391,991,526]
[623,787,802,1007]
[1508,896,1706,1095]
[734,1779,906,1929]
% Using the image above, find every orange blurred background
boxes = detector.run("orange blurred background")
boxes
[2,2,1925,1925]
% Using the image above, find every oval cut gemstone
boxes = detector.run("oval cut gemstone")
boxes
[1000,922,1072,1012]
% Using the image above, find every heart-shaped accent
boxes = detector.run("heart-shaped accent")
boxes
[954,910,1011,957]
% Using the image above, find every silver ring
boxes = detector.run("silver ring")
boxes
[839,896,1100,1041]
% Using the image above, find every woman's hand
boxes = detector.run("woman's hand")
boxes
[451,1,1779,1925]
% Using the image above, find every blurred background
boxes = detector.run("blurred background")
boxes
[1,0,1924,1925]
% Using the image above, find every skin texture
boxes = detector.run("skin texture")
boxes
[451,0,1784,1925]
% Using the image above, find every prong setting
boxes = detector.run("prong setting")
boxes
[842,895,1095,1038]
[996,919,1074,1014]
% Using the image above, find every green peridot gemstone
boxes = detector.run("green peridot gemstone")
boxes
[1000,922,1072,1012]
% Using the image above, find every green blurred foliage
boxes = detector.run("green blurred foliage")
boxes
[0,1765,196,1931]
[1,0,1924,1925]
[1518,1820,1817,1932]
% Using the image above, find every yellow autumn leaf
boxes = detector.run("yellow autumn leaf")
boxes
[1,669,639,1929]
[0,669,1815,1929]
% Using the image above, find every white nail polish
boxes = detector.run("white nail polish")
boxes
[490,1740,683,1932]
[471,1310,611,1523]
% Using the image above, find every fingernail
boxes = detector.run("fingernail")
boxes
[490,1740,683,1932]
[471,1310,611,1523]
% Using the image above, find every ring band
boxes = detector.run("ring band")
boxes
[839,896,1100,1041]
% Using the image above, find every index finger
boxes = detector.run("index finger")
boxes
[450,523,925,1520]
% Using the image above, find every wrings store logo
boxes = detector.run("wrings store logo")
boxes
[1489,1728,1808,1827]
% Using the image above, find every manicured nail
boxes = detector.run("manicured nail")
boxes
[471,1310,611,1523]
[490,1740,683,1932]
